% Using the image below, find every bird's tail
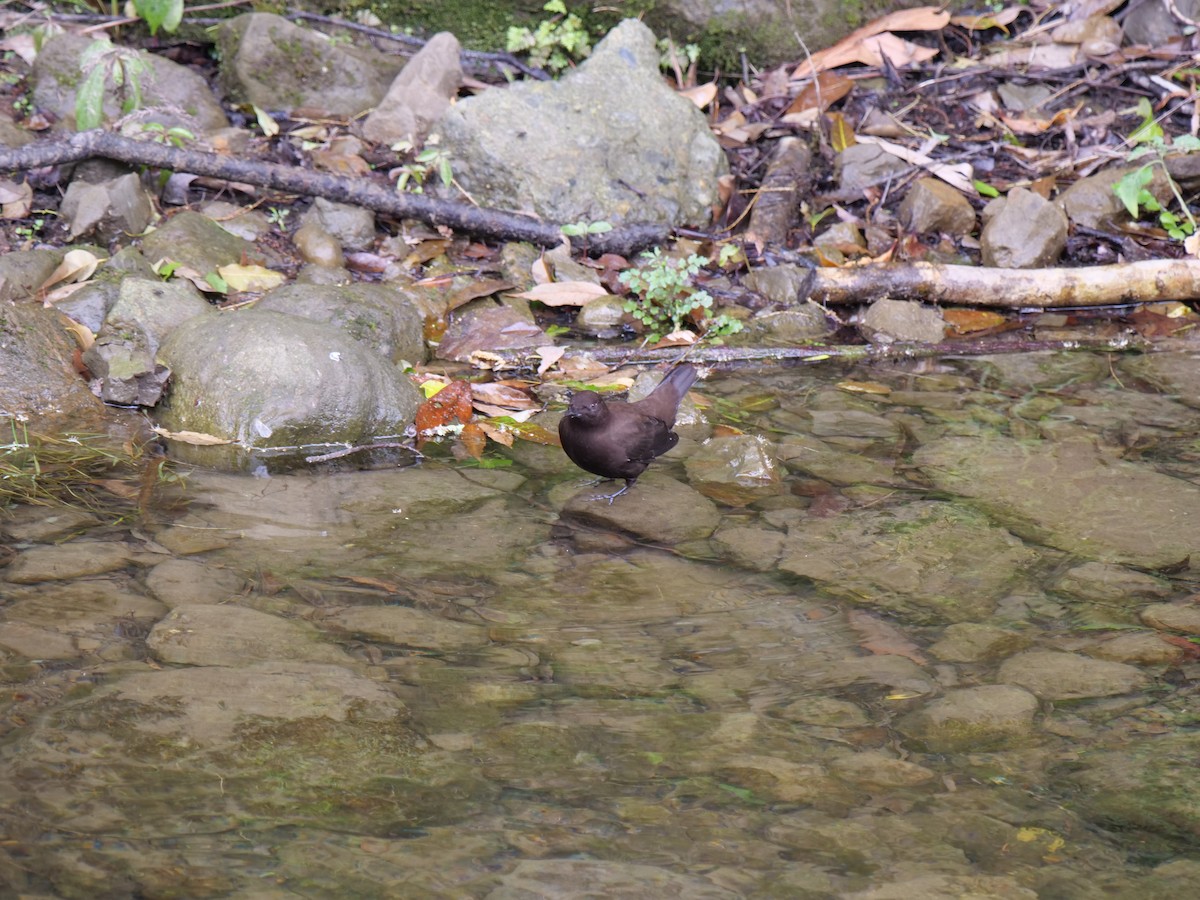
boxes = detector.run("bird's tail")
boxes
[640,364,698,426]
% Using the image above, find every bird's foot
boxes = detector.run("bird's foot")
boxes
[587,480,633,504]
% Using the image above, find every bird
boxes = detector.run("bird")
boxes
[558,364,698,503]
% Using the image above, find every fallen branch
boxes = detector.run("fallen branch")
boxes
[480,333,1151,372]
[811,258,1200,308]
[0,130,669,256]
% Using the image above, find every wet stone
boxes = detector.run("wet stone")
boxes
[1140,601,1200,634]
[1053,561,1173,603]
[709,522,785,571]
[147,604,354,667]
[4,540,134,583]
[774,696,870,728]
[1084,632,1186,666]
[897,684,1039,752]
[683,434,781,507]
[488,859,740,899]
[996,650,1149,699]
[320,606,488,654]
[0,506,100,542]
[144,558,247,608]
[779,501,1038,624]
[827,749,936,788]
[560,473,721,543]
[928,623,1031,662]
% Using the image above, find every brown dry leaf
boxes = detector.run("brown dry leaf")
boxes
[1159,634,1200,660]
[509,281,609,307]
[0,179,33,219]
[63,318,96,351]
[785,71,855,117]
[473,403,539,420]
[89,478,141,500]
[150,426,233,446]
[472,382,539,410]
[556,355,611,380]
[458,422,487,459]
[536,345,566,376]
[42,249,103,292]
[944,308,1008,334]
[414,380,474,446]
[847,610,928,665]
[403,239,453,268]
[310,147,372,176]
[1128,307,1197,339]
[792,6,951,78]
[856,135,975,193]
[476,420,515,447]
[446,278,516,312]
[42,281,92,307]
[680,82,718,109]
[650,330,699,349]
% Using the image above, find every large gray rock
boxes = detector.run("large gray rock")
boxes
[437,19,726,227]
[31,32,228,132]
[155,308,421,450]
[217,13,402,116]
[980,187,1068,268]
[256,281,426,365]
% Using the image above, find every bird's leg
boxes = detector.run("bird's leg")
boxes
[590,478,636,504]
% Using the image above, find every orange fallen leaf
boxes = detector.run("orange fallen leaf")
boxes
[847,610,928,665]
[414,380,474,447]
[458,421,486,459]
[792,7,951,78]
[943,308,1008,335]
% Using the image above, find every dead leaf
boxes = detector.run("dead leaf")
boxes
[217,263,286,293]
[847,609,928,665]
[837,380,892,395]
[950,7,1023,31]
[0,179,32,219]
[476,420,515,447]
[856,135,976,193]
[472,404,539,420]
[536,345,566,376]
[711,424,744,438]
[785,71,855,117]
[62,318,96,351]
[827,111,857,152]
[42,281,92,307]
[150,426,233,446]
[944,308,1008,334]
[509,281,609,307]
[680,82,718,109]
[414,380,474,446]
[471,382,539,410]
[458,421,487,459]
[792,6,951,78]
[446,278,516,312]
[649,330,699,349]
[502,421,561,447]
[41,249,103,292]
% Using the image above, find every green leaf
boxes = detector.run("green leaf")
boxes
[205,271,229,294]
[75,67,107,130]
[1174,134,1200,153]
[1113,165,1154,218]
[134,0,183,35]
[973,180,1000,198]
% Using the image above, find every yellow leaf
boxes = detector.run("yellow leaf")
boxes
[217,263,286,293]
[828,112,857,152]
[420,380,448,399]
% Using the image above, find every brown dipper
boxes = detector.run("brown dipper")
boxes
[558,364,698,502]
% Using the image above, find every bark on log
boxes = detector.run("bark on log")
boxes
[811,258,1200,308]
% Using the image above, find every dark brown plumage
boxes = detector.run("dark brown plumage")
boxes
[558,364,698,502]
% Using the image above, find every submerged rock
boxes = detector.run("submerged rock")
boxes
[913,435,1200,569]
[897,684,1039,752]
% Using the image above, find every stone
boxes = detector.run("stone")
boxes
[559,472,721,543]
[362,32,463,145]
[4,541,134,583]
[147,604,353,667]
[59,173,154,242]
[996,650,1149,699]
[980,187,1068,268]
[898,176,977,235]
[321,606,488,653]
[897,684,1039,752]
[217,13,401,115]
[437,20,725,227]
[683,434,781,507]
[859,298,946,344]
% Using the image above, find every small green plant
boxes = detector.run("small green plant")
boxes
[76,38,151,131]
[560,219,612,252]
[13,211,52,241]
[136,121,194,148]
[505,0,592,74]
[266,206,290,227]
[392,138,454,193]
[659,37,700,84]
[1113,97,1200,240]
[132,0,183,36]
[618,248,744,343]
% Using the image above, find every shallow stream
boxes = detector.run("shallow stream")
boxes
[3,350,1200,898]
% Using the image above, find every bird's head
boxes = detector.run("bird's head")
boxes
[565,390,606,423]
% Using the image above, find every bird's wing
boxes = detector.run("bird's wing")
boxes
[627,415,678,463]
